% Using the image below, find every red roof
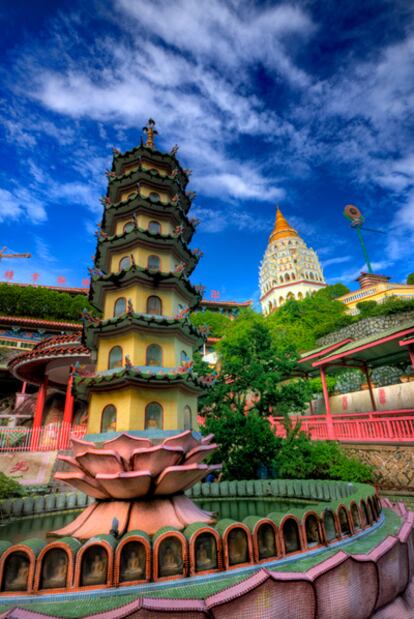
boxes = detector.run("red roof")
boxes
[0,315,80,330]
[200,299,252,308]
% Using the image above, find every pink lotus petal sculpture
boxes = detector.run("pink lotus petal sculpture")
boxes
[52,430,221,538]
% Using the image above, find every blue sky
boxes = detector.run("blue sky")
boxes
[1,0,414,305]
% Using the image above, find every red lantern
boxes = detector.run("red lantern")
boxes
[211,290,220,300]
[4,270,14,281]
[57,275,66,285]
[32,273,40,283]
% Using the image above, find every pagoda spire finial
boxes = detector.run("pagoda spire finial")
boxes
[142,118,158,148]
[269,205,299,243]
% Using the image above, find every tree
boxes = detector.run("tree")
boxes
[200,309,308,417]
[203,408,281,479]
[190,310,231,338]
[267,285,353,351]
[407,273,414,285]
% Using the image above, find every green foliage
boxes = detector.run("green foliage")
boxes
[407,273,414,285]
[356,300,378,316]
[190,310,231,338]
[355,296,414,318]
[200,309,308,417]
[266,285,353,351]
[273,429,373,483]
[202,408,281,480]
[307,375,337,395]
[0,284,94,322]
[0,473,26,499]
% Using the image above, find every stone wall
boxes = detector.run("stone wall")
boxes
[342,442,414,491]
[317,310,414,346]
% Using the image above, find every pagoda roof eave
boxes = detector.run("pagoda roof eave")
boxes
[74,368,206,399]
[101,196,195,243]
[84,313,205,349]
[89,266,201,311]
[95,228,198,274]
[114,144,182,171]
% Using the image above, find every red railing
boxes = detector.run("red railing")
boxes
[271,409,414,442]
[0,423,87,452]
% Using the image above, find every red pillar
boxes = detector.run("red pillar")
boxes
[20,382,27,394]
[30,376,48,451]
[59,371,75,449]
[363,363,377,412]
[320,366,335,440]
[408,345,414,369]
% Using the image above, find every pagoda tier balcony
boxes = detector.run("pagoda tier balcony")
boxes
[106,168,192,215]
[52,430,221,538]
[109,156,190,195]
[89,265,202,313]
[74,364,211,399]
[84,312,205,351]
[94,227,199,277]
[111,143,185,181]
[101,193,196,244]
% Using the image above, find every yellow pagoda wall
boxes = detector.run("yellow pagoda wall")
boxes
[88,388,198,433]
[120,185,170,204]
[103,287,188,320]
[115,214,173,236]
[96,332,193,371]
[109,246,175,273]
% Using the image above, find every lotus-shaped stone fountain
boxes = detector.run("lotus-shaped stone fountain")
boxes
[52,430,221,539]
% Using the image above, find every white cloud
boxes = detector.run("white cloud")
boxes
[321,255,352,268]
[0,187,47,224]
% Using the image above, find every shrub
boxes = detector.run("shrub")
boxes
[335,369,364,394]
[371,365,402,386]
[0,473,26,499]
[273,431,373,483]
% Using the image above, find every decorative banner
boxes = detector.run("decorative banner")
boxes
[56,275,67,285]
[0,451,58,485]
[210,290,220,300]
[4,270,14,281]
[81,278,90,287]
[31,272,40,283]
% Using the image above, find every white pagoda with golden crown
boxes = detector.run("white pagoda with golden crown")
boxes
[259,207,326,315]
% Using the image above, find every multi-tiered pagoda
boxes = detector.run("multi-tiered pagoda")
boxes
[78,120,206,437]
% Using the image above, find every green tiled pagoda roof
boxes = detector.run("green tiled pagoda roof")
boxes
[19,538,46,556]
[183,522,214,540]
[95,227,198,275]
[0,540,12,556]
[101,193,195,243]
[151,526,181,542]
[89,264,202,311]
[84,313,205,350]
[59,537,82,553]
[119,530,150,544]
[75,366,207,395]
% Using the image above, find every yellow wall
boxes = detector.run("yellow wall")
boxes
[141,161,169,177]
[114,214,173,236]
[103,286,188,320]
[341,285,414,313]
[88,387,198,433]
[109,246,174,273]
[96,332,192,370]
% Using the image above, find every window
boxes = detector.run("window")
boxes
[305,515,321,547]
[284,273,290,282]
[147,255,160,271]
[282,519,300,554]
[147,295,162,315]
[145,402,163,429]
[257,523,277,560]
[119,256,131,271]
[309,272,314,280]
[108,346,123,369]
[148,220,161,234]
[114,297,126,317]
[228,529,249,566]
[123,221,135,234]
[183,405,192,430]
[338,507,351,535]
[101,405,117,433]
[149,191,160,201]
[323,510,337,541]
[146,344,162,366]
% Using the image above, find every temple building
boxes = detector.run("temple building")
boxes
[259,208,326,315]
[337,272,414,315]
